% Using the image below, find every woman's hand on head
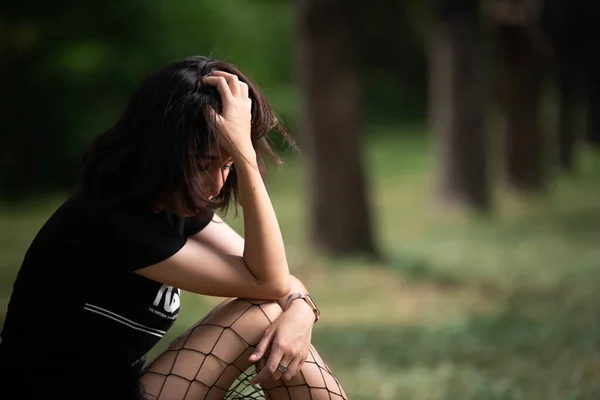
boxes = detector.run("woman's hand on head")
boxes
[203,71,254,158]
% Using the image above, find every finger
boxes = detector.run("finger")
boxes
[250,347,284,385]
[281,358,301,381]
[270,355,292,382]
[250,358,265,387]
[296,359,305,373]
[249,329,275,363]
[254,358,267,375]
[210,70,241,98]
[237,81,252,114]
[239,81,249,99]
[204,106,227,135]
[202,76,234,102]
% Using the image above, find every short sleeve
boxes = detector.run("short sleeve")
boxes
[184,208,215,237]
[101,207,189,272]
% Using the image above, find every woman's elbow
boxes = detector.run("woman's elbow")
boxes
[262,276,291,300]
[277,276,292,298]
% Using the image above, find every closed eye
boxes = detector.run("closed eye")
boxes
[198,162,233,172]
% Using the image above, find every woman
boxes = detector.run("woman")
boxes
[0,56,349,400]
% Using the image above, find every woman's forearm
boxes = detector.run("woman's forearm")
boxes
[235,152,290,296]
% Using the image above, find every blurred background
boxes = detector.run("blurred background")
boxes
[2,0,600,398]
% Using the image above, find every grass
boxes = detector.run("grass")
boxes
[2,125,600,399]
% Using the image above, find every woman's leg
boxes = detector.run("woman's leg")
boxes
[257,344,349,400]
[139,298,348,400]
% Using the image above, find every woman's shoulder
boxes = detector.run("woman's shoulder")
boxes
[43,190,113,230]
[32,190,157,241]
[55,190,205,248]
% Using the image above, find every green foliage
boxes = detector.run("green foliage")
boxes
[1,0,429,200]
[0,0,298,199]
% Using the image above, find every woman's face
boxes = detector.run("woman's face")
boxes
[159,146,233,217]
[198,146,234,198]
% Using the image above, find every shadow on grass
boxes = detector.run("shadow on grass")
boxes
[312,287,600,400]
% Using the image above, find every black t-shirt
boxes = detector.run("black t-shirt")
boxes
[0,190,214,399]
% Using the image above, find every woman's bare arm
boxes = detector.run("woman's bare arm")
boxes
[136,70,291,300]
[190,216,314,314]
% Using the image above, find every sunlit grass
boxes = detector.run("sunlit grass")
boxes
[2,127,600,399]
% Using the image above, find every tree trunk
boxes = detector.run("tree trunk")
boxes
[296,0,378,257]
[585,44,600,147]
[430,0,490,212]
[555,41,585,171]
[497,25,546,192]
[544,0,587,171]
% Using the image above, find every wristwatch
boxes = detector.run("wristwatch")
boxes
[286,292,320,323]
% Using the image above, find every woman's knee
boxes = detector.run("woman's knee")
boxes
[168,298,283,358]
[261,345,349,400]
[141,299,285,399]
[197,298,283,346]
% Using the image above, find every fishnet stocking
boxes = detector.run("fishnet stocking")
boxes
[140,299,348,400]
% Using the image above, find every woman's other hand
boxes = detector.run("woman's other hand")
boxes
[248,301,316,384]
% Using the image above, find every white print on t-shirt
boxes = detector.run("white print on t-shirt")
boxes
[148,284,180,320]
[83,303,167,338]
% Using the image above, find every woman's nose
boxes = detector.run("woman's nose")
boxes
[208,171,226,195]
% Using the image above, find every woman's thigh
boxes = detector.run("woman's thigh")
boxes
[139,298,348,400]
[140,298,282,400]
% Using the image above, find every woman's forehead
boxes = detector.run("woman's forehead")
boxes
[202,146,232,161]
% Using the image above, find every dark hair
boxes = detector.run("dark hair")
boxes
[81,55,295,215]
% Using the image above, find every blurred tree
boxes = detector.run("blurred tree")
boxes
[586,51,600,148]
[353,0,429,125]
[488,0,548,192]
[582,1,600,147]
[429,0,490,212]
[296,0,378,257]
[542,0,587,171]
